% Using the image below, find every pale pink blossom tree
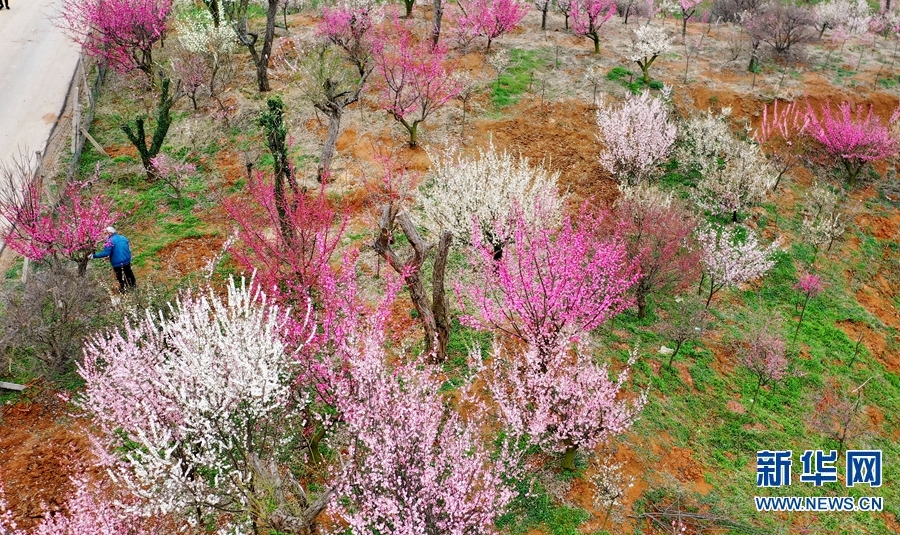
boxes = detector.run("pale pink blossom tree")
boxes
[596,90,677,185]
[460,205,638,355]
[793,271,825,340]
[736,316,788,414]
[479,341,646,470]
[57,0,172,79]
[754,100,810,189]
[696,225,781,308]
[806,101,900,187]
[332,323,519,534]
[78,278,330,534]
[456,0,529,50]
[571,0,616,53]
[373,20,461,146]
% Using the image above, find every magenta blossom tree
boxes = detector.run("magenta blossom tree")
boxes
[57,0,172,79]
[373,19,461,146]
[225,171,346,307]
[0,169,119,276]
[696,225,781,308]
[571,0,616,53]
[460,204,638,355]
[332,317,519,534]
[677,0,703,37]
[806,101,900,187]
[480,341,646,470]
[456,0,529,50]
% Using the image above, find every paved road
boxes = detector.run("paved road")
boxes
[0,0,81,168]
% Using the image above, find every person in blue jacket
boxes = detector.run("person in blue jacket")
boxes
[92,226,136,293]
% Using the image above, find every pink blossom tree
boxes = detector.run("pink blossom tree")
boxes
[754,100,810,190]
[373,20,461,146]
[596,90,677,185]
[806,101,900,187]
[677,0,703,37]
[332,323,519,533]
[0,161,119,276]
[736,317,788,415]
[571,0,616,53]
[225,171,346,306]
[793,271,825,340]
[460,205,638,356]
[57,0,172,79]
[480,341,646,470]
[696,225,781,308]
[613,185,702,318]
[456,0,529,50]
[78,278,331,534]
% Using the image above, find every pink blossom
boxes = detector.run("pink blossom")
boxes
[794,271,825,297]
[571,0,616,53]
[460,204,638,354]
[456,0,529,50]
[806,101,900,186]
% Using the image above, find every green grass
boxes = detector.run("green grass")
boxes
[492,48,554,108]
[497,476,591,535]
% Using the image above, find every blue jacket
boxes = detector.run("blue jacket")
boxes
[93,233,132,268]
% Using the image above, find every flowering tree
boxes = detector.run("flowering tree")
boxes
[175,3,237,101]
[677,0,702,37]
[332,324,518,533]
[0,159,119,276]
[456,0,529,50]
[810,383,871,454]
[320,3,378,77]
[793,271,825,339]
[557,0,573,29]
[628,24,672,84]
[696,225,780,308]
[419,144,563,251]
[613,185,701,318]
[692,137,775,222]
[78,278,331,534]
[225,172,345,305]
[2,474,160,535]
[481,341,646,470]
[535,0,552,29]
[149,153,195,207]
[596,91,677,185]
[806,101,900,187]
[571,0,616,53]
[373,20,460,146]
[57,0,172,78]
[754,100,809,189]
[736,315,788,414]
[461,206,637,355]
[801,183,846,261]
[655,296,709,368]
[813,0,871,38]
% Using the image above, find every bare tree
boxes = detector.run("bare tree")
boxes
[231,0,281,92]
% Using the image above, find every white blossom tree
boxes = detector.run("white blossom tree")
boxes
[78,278,329,534]
[692,137,775,222]
[627,24,672,85]
[801,182,846,262]
[596,90,677,185]
[696,225,781,308]
[419,143,563,252]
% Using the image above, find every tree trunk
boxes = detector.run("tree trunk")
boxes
[593,35,600,54]
[255,0,279,93]
[403,0,414,17]
[636,292,647,318]
[432,232,452,364]
[541,7,547,30]
[318,107,342,182]
[373,206,451,363]
[561,444,577,470]
[432,0,443,47]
